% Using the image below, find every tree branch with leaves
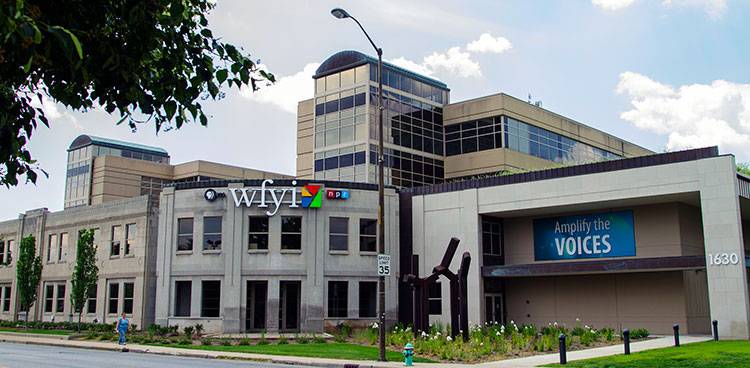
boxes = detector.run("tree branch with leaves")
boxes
[0,0,275,186]
[71,229,98,332]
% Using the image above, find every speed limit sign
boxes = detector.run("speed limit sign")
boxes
[377,254,391,276]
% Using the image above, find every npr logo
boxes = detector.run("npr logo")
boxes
[326,189,349,200]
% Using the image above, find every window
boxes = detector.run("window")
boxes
[58,233,68,262]
[281,216,302,250]
[1,286,10,312]
[174,281,192,317]
[201,280,221,317]
[0,241,5,264]
[177,218,193,251]
[359,282,377,318]
[86,284,97,314]
[5,240,12,264]
[124,223,136,255]
[359,219,377,252]
[123,282,134,314]
[55,284,65,313]
[44,285,54,312]
[482,220,502,256]
[203,216,222,250]
[110,225,122,256]
[327,281,348,318]
[428,282,442,315]
[329,217,349,251]
[108,283,119,314]
[248,216,269,250]
[47,234,57,263]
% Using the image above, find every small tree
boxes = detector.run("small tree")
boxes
[15,235,42,324]
[71,229,98,332]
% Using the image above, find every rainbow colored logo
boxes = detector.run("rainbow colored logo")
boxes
[301,185,322,208]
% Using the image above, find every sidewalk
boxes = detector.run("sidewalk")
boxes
[0,332,712,368]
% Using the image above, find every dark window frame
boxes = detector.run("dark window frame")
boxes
[329,217,349,251]
[203,216,222,251]
[359,218,377,252]
[177,217,194,251]
[174,281,192,317]
[327,281,348,318]
[281,216,302,250]
[248,216,269,250]
[201,280,221,318]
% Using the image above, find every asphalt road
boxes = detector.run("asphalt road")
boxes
[0,342,317,368]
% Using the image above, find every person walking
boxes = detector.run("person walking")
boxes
[115,312,129,345]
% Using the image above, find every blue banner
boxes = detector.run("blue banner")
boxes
[533,210,635,261]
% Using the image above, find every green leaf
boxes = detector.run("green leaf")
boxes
[216,69,228,83]
[164,100,177,119]
[50,26,83,59]
[23,56,33,73]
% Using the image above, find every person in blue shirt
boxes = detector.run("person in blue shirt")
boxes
[115,312,129,345]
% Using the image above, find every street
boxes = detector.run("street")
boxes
[0,342,317,368]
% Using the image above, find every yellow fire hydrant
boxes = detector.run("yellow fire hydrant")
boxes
[403,342,414,366]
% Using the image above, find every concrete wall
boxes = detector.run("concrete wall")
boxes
[0,196,157,328]
[296,99,315,179]
[155,182,400,334]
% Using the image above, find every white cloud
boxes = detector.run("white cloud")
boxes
[240,63,320,114]
[616,72,750,158]
[387,57,435,77]
[29,93,83,130]
[592,0,727,18]
[424,47,482,78]
[466,33,513,54]
[592,0,638,11]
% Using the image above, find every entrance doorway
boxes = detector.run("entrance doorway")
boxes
[279,281,301,332]
[485,293,504,325]
[246,281,267,332]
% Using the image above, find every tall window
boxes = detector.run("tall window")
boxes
[124,223,136,255]
[329,217,349,251]
[55,284,65,313]
[482,220,502,256]
[58,233,68,262]
[86,284,97,314]
[358,282,377,318]
[327,281,348,317]
[428,282,442,315]
[0,241,5,264]
[1,286,10,312]
[281,216,302,250]
[359,219,377,252]
[201,280,221,317]
[110,225,122,256]
[108,283,119,314]
[203,216,222,251]
[248,216,269,250]
[123,282,134,314]
[2,240,12,265]
[47,234,57,263]
[44,285,54,312]
[177,218,193,251]
[174,281,192,317]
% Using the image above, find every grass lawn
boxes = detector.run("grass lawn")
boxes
[158,342,436,363]
[545,341,750,368]
[0,327,72,335]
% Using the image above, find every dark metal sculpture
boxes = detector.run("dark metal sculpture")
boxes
[403,237,471,341]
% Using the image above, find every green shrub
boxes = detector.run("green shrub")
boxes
[220,339,231,346]
[183,326,194,337]
[295,334,310,344]
[277,335,288,345]
[177,338,191,345]
[257,337,269,345]
[630,328,650,339]
[238,338,251,346]
[201,338,213,346]
[194,324,204,336]
[601,327,615,342]
[312,334,326,344]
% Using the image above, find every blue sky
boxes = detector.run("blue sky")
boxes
[2,0,749,219]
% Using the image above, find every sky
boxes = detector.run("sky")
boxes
[2,0,749,219]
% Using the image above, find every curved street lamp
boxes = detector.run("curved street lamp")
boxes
[331,7,387,362]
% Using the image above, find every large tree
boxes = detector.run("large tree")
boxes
[15,235,42,323]
[70,229,98,331]
[0,0,274,186]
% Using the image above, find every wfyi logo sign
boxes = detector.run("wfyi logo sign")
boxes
[204,179,347,216]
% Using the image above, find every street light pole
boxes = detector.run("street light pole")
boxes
[331,8,387,362]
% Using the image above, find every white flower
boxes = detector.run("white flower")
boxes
[436,332,441,336]
[480,342,484,346]
[576,318,580,322]
[496,331,501,336]
[421,331,428,338]
[554,322,558,326]
[446,336,453,341]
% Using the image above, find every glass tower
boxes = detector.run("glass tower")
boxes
[312,50,450,187]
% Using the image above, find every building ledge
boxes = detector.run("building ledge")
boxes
[482,255,706,278]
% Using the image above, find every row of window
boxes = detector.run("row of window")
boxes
[314,93,367,116]
[172,279,380,319]
[314,150,367,172]
[176,216,378,253]
[0,239,14,265]
[109,223,137,257]
[369,64,448,104]
[315,65,369,94]
[45,233,69,263]
[445,117,503,156]
[43,281,134,315]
